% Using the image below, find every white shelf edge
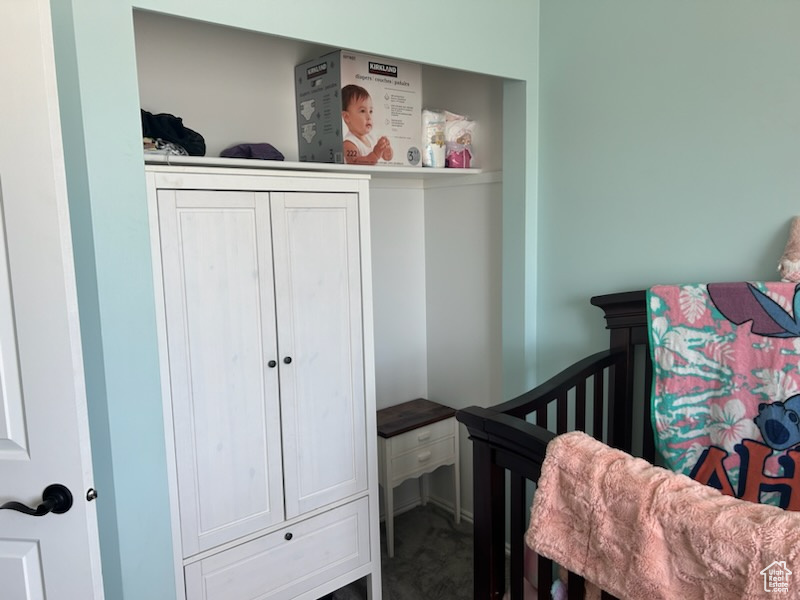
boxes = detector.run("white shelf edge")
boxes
[143,154,489,181]
[421,170,502,189]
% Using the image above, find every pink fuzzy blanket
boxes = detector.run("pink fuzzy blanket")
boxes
[526,431,800,599]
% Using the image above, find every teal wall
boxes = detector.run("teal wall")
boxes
[538,0,800,379]
[50,1,540,598]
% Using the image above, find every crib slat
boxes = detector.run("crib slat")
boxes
[613,358,633,453]
[576,379,586,432]
[472,441,506,598]
[509,473,525,600]
[536,405,547,427]
[557,391,567,434]
[593,369,604,441]
[538,554,553,600]
[567,571,585,600]
[643,351,656,461]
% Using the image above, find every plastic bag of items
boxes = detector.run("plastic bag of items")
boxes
[444,111,475,169]
[422,109,446,167]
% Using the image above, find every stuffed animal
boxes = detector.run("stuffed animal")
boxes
[778,217,800,282]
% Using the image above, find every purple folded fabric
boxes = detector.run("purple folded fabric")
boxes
[220,143,284,161]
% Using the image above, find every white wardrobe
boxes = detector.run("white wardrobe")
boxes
[146,166,381,600]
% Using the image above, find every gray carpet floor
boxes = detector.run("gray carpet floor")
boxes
[327,503,474,599]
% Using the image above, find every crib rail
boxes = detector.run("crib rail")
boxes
[457,291,650,600]
[458,350,628,600]
[493,350,629,442]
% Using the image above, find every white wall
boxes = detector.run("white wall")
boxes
[134,11,329,160]
[370,176,503,518]
[420,66,504,173]
[424,176,504,516]
[370,182,429,409]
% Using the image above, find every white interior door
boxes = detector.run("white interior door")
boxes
[0,0,103,598]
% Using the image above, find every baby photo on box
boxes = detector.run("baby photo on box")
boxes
[295,51,422,167]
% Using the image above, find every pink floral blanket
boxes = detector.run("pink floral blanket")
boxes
[648,282,800,509]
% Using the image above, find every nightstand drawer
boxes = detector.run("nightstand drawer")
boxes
[389,417,456,456]
[390,437,455,482]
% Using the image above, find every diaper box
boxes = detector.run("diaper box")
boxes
[295,51,422,167]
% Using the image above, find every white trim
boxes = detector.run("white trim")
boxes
[37,0,104,592]
[145,176,187,600]
[145,162,501,193]
[380,493,473,525]
[357,177,383,598]
[145,165,369,187]
[426,494,474,524]
[422,170,503,189]
[369,178,425,190]
[144,154,484,180]
[355,170,502,191]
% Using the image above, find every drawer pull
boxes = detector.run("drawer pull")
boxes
[417,450,432,462]
[284,532,293,541]
[417,431,431,442]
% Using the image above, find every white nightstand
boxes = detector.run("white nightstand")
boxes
[377,398,460,558]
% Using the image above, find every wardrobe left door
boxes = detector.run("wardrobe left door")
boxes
[157,189,285,557]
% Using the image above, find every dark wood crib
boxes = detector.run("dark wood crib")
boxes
[457,291,654,600]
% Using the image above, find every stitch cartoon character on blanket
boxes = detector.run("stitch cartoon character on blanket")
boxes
[648,282,800,509]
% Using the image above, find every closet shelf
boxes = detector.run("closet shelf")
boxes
[144,154,484,180]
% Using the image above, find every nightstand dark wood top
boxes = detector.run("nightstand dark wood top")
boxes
[377,398,456,438]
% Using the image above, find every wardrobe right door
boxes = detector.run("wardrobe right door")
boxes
[270,191,368,519]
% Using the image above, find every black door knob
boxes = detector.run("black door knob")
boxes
[284,532,293,541]
[268,360,277,368]
[283,357,292,364]
[0,484,73,516]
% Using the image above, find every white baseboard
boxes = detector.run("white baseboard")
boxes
[426,494,474,524]
[379,492,473,524]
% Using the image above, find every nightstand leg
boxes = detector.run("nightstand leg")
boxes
[420,473,429,506]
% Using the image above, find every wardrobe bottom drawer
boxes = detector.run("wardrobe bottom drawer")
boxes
[184,497,371,600]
